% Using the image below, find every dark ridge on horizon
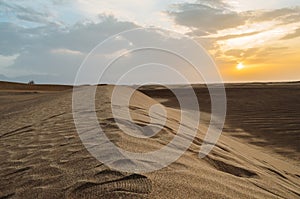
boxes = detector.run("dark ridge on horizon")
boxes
[0,81,73,91]
[1,80,300,89]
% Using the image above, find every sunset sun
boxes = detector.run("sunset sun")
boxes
[236,63,245,70]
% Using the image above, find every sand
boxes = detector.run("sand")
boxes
[0,81,299,198]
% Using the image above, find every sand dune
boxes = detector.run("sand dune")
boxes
[140,83,300,161]
[0,81,299,198]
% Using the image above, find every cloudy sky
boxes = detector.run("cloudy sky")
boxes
[0,0,299,84]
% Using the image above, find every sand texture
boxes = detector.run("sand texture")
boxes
[0,81,299,198]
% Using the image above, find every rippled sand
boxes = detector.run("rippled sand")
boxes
[0,81,299,198]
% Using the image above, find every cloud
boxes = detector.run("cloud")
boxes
[0,15,138,83]
[208,31,263,40]
[0,22,27,56]
[166,1,300,73]
[168,1,300,36]
[167,3,247,34]
[0,14,216,84]
[0,21,68,56]
[251,7,300,22]
[281,27,300,40]
[1,0,299,83]
[224,47,288,62]
[0,1,63,27]
[0,54,19,68]
[51,48,83,55]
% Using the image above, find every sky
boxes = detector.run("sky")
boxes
[0,0,299,84]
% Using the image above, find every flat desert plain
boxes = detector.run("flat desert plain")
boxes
[0,81,299,198]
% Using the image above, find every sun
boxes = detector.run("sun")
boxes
[236,63,245,70]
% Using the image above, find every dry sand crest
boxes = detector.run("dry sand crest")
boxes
[0,81,299,198]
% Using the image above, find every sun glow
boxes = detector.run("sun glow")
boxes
[236,63,245,70]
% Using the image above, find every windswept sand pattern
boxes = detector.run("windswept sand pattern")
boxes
[0,86,152,198]
[0,82,300,198]
[140,83,300,160]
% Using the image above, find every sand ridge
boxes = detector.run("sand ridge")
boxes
[0,82,299,198]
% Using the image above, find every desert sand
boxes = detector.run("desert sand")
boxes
[0,81,299,198]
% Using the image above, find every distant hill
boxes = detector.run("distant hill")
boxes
[0,74,73,85]
[0,80,72,91]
